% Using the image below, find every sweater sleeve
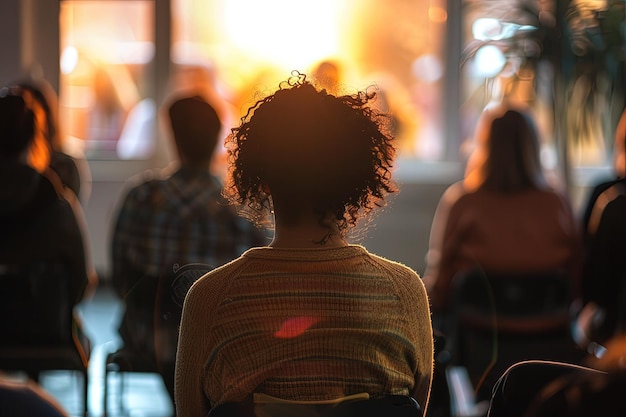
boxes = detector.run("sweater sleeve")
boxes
[423,182,465,312]
[381,259,434,412]
[175,275,214,417]
[403,268,434,412]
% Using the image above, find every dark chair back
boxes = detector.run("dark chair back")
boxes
[451,269,571,334]
[0,261,90,416]
[524,366,626,417]
[104,263,212,416]
[487,360,605,417]
[0,262,73,346]
[445,268,584,401]
[208,395,422,417]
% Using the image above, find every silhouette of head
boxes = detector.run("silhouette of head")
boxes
[168,96,221,168]
[466,106,545,192]
[224,72,397,233]
[0,87,35,158]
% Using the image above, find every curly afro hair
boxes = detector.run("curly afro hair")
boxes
[224,72,397,235]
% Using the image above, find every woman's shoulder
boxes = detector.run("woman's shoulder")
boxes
[360,248,423,283]
[433,180,474,214]
[187,255,249,291]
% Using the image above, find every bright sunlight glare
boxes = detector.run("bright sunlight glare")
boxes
[219,0,342,71]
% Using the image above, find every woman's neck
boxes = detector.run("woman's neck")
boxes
[270,212,347,249]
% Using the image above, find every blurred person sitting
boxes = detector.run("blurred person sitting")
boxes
[0,375,71,417]
[175,73,433,417]
[14,78,91,203]
[423,105,582,316]
[110,95,267,414]
[575,107,626,352]
[0,86,97,377]
[422,106,584,405]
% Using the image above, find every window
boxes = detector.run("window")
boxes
[59,1,155,161]
[171,0,448,161]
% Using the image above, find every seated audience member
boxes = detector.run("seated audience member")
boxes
[175,73,434,417]
[423,105,582,316]
[0,86,97,366]
[0,376,71,417]
[576,107,626,350]
[15,78,91,202]
[110,95,267,413]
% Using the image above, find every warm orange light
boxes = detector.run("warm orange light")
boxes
[429,6,448,23]
[219,0,342,72]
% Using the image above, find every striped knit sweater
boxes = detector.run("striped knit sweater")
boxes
[175,245,433,417]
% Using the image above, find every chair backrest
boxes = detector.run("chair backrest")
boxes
[524,367,626,417]
[0,261,73,346]
[208,395,422,417]
[450,268,571,333]
[444,268,580,403]
[487,360,606,417]
[155,263,213,363]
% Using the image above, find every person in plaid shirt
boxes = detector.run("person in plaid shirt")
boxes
[110,95,267,413]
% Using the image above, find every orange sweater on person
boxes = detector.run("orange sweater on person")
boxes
[424,181,583,313]
[175,245,434,417]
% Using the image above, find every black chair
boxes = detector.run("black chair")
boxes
[208,395,422,417]
[487,360,606,417]
[103,346,160,416]
[0,261,90,417]
[103,263,212,416]
[443,268,585,406]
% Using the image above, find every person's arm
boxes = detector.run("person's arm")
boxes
[175,280,213,417]
[423,182,464,312]
[407,272,434,412]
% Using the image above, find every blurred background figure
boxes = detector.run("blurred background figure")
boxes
[116,96,156,161]
[422,106,583,402]
[87,67,130,156]
[423,105,582,315]
[310,59,343,95]
[0,85,98,377]
[162,64,238,178]
[0,376,71,417]
[575,107,626,354]
[110,94,267,415]
[15,77,92,203]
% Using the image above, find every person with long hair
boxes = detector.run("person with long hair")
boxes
[423,105,582,314]
[15,78,91,202]
[0,85,97,380]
